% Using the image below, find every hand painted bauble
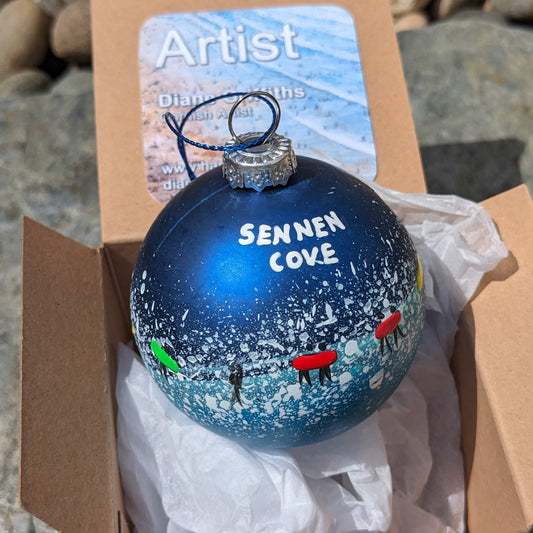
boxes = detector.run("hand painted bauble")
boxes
[130,156,424,448]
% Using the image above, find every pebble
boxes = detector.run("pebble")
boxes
[491,0,533,19]
[0,0,51,83]
[0,69,51,98]
[395,11,430,31]
[51,0,92,64]
[432,0,484,18]
[390,0,431,17]
[33,0,64,17]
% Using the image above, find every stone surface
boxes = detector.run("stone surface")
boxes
[0,69,51,98]
[51,0,92,64]
[0,71,98,533]
[450,6,508,24]
[395,11,430,31]
[50,68,93,96]
[398,20,533,201]
[0,0,51,83]
[491,0,533,21]
[491,0,533,19]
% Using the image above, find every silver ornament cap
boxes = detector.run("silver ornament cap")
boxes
[223,92,297,192]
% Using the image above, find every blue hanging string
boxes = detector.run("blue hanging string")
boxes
[164,92,278,182]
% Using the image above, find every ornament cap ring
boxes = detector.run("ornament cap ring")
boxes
[227,91,281,145]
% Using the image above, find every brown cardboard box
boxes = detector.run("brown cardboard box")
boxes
[452,186,533,533]
[19,0,533,531]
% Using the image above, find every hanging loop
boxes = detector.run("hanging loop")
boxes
[224,92,295,192]
[227,91,281,145]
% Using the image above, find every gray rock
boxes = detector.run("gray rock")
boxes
[0,69,51,99]
[450,7,509,25]
[491,0,533,20]
[0,73,99,533]
[0,0,51,83]
[50,68,93,96]
[398,20,533,201]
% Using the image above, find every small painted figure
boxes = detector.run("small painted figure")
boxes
[292,343,338,386]
[229,364,244,406]
[375,306,406,354]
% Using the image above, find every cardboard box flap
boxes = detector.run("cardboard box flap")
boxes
[478,185,533,526]
[20,218,122,532]
[455,185,533,531]
[92,0,425,245]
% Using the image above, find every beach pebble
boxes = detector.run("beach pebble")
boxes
[0,0,51,83]
[0,68,50,98]
[34,0,64,16]
[432,0,484,18]
[390,0,431,17]
[52,0,92,64]
[395,11,429,31]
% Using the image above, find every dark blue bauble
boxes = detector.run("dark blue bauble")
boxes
[130,156,424,448]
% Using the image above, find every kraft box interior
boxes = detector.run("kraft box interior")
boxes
[19,0,533,531]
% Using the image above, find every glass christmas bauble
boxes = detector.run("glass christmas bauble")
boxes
[130,156,424,448]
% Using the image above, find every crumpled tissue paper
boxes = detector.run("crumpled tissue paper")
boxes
[116,184,507,533]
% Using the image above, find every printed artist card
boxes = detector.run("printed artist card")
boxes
[139,5,377,203]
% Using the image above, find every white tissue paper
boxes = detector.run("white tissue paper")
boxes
[116,185,507,533]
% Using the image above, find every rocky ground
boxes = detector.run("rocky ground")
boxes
[1,0,533,531]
